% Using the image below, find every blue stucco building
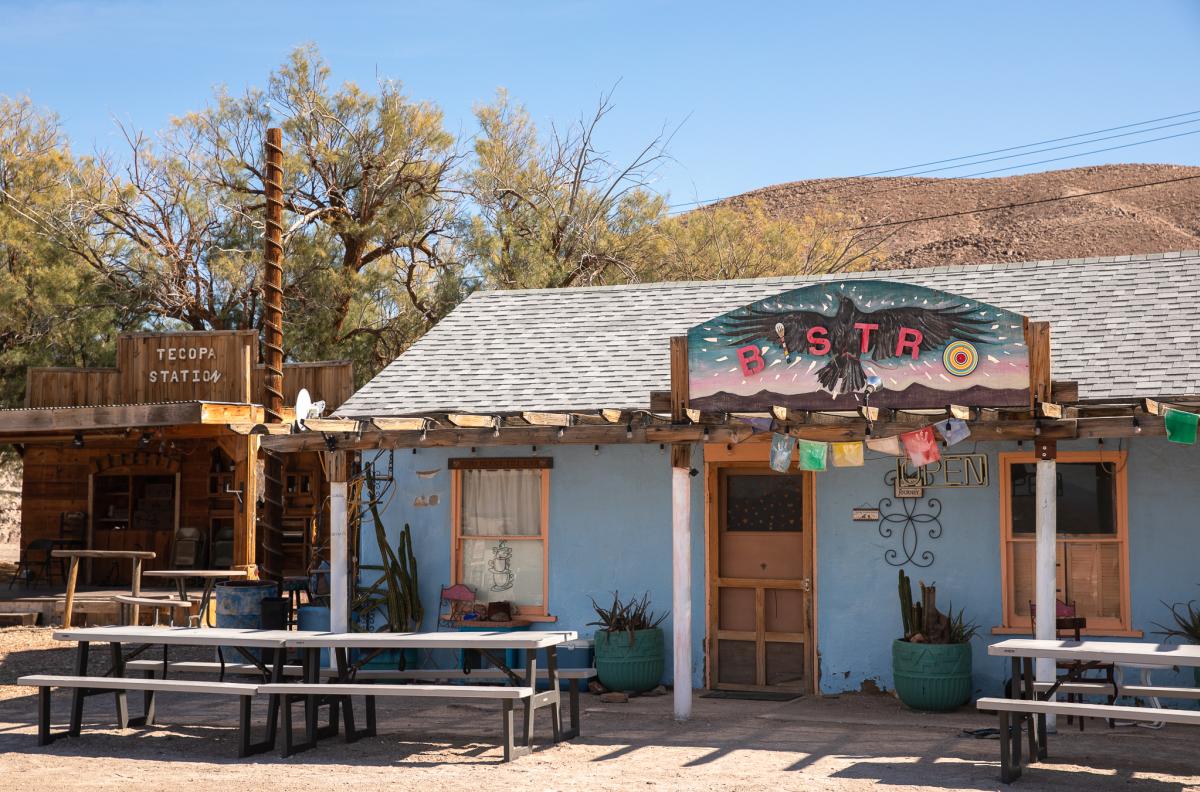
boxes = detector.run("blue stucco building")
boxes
[340,252,1200,703]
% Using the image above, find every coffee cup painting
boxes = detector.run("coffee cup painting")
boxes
[687,281,1030,411]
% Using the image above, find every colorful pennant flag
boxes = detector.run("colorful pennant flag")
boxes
[831,441,864,467]
[901,426,941,466]
[866,435,902,456]
[934,418,971,447]
[797,439,828,471]
[1165,408,1199,445]
[769,432,796,472]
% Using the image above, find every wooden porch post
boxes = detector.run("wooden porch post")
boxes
[222,433,260,579]
[325,450,350,634]
[669,336,693,720]
[1027,321,1056,732]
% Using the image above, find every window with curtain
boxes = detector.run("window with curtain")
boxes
[451,460,550,616]
[1000,451,1131,632]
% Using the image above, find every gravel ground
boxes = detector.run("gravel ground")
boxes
[1,627,1198,791]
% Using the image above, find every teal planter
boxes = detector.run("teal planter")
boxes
[892,639,972,711]
[594,628,664,693]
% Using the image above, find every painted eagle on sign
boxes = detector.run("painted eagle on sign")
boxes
[687,281,1030,411]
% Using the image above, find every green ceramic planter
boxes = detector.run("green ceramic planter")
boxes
[892,639,973,711]
[594,628,664,693]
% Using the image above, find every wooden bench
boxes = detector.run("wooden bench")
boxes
[125,661,595,739]
[976,696,1200,782]
[112,595,194,626]
[18,674,274,757]
[259,681,537,761]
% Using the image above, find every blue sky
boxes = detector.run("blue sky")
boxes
[3,1,1199,206]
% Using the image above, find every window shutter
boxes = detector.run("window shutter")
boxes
[1065,542,1122,619]
[1011,542,1034,619]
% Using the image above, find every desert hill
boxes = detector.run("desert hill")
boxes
[713,163,1200,269]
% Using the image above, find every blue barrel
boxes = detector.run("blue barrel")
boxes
[298,605,332,667]
[215,580,279,629]
[215,580,279,661]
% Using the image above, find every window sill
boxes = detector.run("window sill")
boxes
[991,625,1143,639]
[522,614,558,623]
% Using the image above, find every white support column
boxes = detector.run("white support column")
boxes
[1035,457,1057,731]
[671,459,693,721]
[329,479,349,634]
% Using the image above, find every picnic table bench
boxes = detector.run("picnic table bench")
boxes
[274,630,578,759]
[979,639,1200,782]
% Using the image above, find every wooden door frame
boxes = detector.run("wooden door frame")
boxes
[703,440,818,693]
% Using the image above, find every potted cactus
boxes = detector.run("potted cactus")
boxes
[892,569,979,711]
[589,591,668,693]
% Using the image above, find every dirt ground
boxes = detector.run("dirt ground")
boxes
[0,627,1197,792]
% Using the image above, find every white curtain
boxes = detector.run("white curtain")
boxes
[461,469,541,536]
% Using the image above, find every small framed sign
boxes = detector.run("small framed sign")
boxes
[852,507,881,521]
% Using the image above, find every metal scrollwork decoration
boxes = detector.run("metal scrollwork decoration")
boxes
[878,469,943,567]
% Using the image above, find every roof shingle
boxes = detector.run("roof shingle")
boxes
[337,251,1200,416]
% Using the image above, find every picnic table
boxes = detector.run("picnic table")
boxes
[51,549,155,626]
[23,626,582,762]
[141,569,248,626]
[26,625,308,755]
[276,630,579,759]
[979,639,1200,782]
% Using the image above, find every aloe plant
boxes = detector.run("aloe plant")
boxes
[588,591,667,645]
[1153,594,1200,645]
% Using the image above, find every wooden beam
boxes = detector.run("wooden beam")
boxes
[521,412,572,427]
[0,402,254,434]
[263,422,752,453]
[670,336,689,423]
[447,414,498,429]
[300,418,361,433]
[1037,402,1063,419]
[372,417,428,432]
[1050,380,1078,404]
[948,404,971,421]
[601,409,624,424]
[1025,320,1052,410]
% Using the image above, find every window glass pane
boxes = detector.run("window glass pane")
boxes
[460,538,544,607]
[725,475,804,532]
[461,469,541,536]
[1010,463,1116,535]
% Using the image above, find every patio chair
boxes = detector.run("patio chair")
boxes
[8,538,56,589]
[210,525,235,569]
[437,583,477,630]
[170,526,205,570]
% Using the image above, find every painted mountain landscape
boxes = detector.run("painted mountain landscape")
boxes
[687,280,1030,411]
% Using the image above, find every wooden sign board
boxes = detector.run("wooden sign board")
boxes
[687,281,1030,411]
[118,331,256,404]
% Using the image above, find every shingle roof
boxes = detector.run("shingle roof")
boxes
[336,251,1200,417]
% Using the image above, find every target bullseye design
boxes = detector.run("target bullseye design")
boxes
[942,340,978,377]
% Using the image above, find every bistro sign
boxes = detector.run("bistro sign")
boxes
[687,281,1030,411]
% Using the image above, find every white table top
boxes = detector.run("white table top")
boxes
[142,570,249,578]
[284,630,579,650]
[989,639,1200,667]
[53,625,317,648]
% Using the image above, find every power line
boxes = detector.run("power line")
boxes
[668,109,1200,212]
[848,172,1200,231]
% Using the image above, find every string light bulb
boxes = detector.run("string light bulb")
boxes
[593,444,600,456]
